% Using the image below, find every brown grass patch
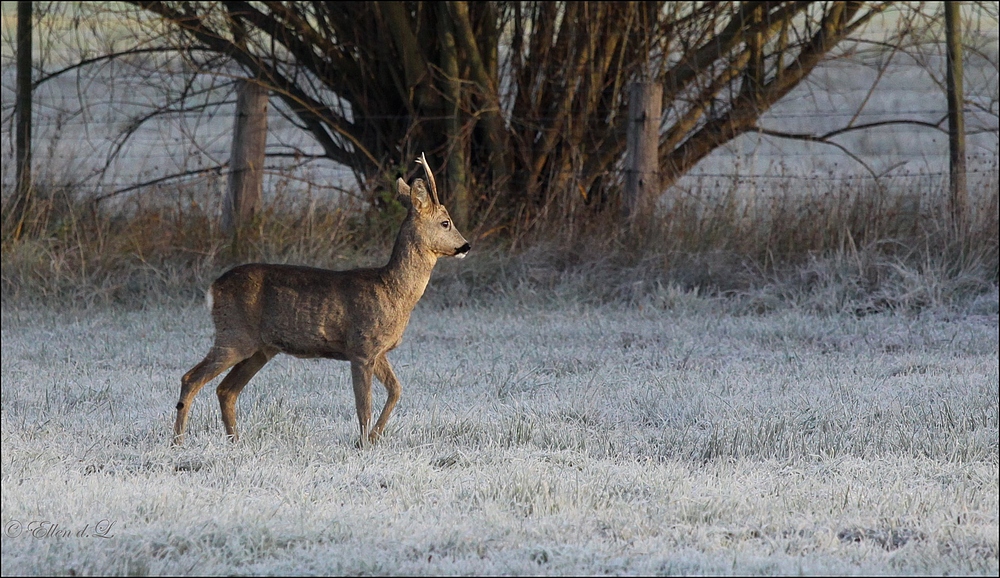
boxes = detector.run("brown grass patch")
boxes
[2,173,997,312]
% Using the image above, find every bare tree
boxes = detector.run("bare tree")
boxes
[23,2,913,234]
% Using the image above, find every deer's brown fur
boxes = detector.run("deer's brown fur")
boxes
[173,154,470,446]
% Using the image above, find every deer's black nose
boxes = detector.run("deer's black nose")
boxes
[455,242,471,257]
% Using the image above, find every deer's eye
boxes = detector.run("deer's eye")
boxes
[441,220,451,229]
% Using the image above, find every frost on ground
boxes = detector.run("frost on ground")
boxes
[1,296,997,575]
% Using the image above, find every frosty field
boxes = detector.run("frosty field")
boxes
[1,295,998,575]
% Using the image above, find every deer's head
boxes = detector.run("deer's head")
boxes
[395,154,470,259]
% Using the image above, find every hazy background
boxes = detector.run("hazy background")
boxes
[1,3,997,212]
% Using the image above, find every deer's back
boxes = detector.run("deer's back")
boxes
[209,263,401,360]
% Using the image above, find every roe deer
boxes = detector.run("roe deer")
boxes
[173,154,470,447]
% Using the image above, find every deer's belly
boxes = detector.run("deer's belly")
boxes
[263,327,348,360]
[284,349,349,361]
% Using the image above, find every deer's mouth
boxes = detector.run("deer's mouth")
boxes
[454,242,471,258]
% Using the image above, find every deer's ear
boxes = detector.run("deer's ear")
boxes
[396,177,411,198]
[408,179,433,214]
[396,178,415,210]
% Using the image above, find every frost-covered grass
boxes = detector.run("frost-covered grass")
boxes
[1,294,997,575]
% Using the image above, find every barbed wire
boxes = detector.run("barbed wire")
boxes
[7,108,998,126]
[3,165,995,198]
[2,99,996,198]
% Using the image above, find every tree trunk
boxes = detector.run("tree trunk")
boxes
[623,82,662,229]
[449,1,507,189]
[222,80,268,241]
[945,2,967,236]
[437,4,469,231]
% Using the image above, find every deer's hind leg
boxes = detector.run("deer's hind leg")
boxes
[350,359,375,447]
[174,346,253,445]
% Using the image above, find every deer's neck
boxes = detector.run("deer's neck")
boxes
[380,228,437,307]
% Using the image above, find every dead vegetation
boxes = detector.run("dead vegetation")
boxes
[5,168,996,315]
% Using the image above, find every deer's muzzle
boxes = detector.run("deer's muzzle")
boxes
[454,242,471,258]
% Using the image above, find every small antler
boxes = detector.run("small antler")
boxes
[416,153,440,206]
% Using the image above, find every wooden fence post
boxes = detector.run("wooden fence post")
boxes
[945,2,967,237]
[222,79,269,240]
[6,0,33,240]
[623,82,662,229]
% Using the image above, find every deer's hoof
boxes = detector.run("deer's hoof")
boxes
[355,433,381,449]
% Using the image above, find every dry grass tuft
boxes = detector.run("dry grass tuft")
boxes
[430,173,998,314]
[2,173,997,312]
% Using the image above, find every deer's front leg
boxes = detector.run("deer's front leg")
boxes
[370,353,402,442]
[350,359,374,447]
[216,349,273,442]
[174,346,248,446]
